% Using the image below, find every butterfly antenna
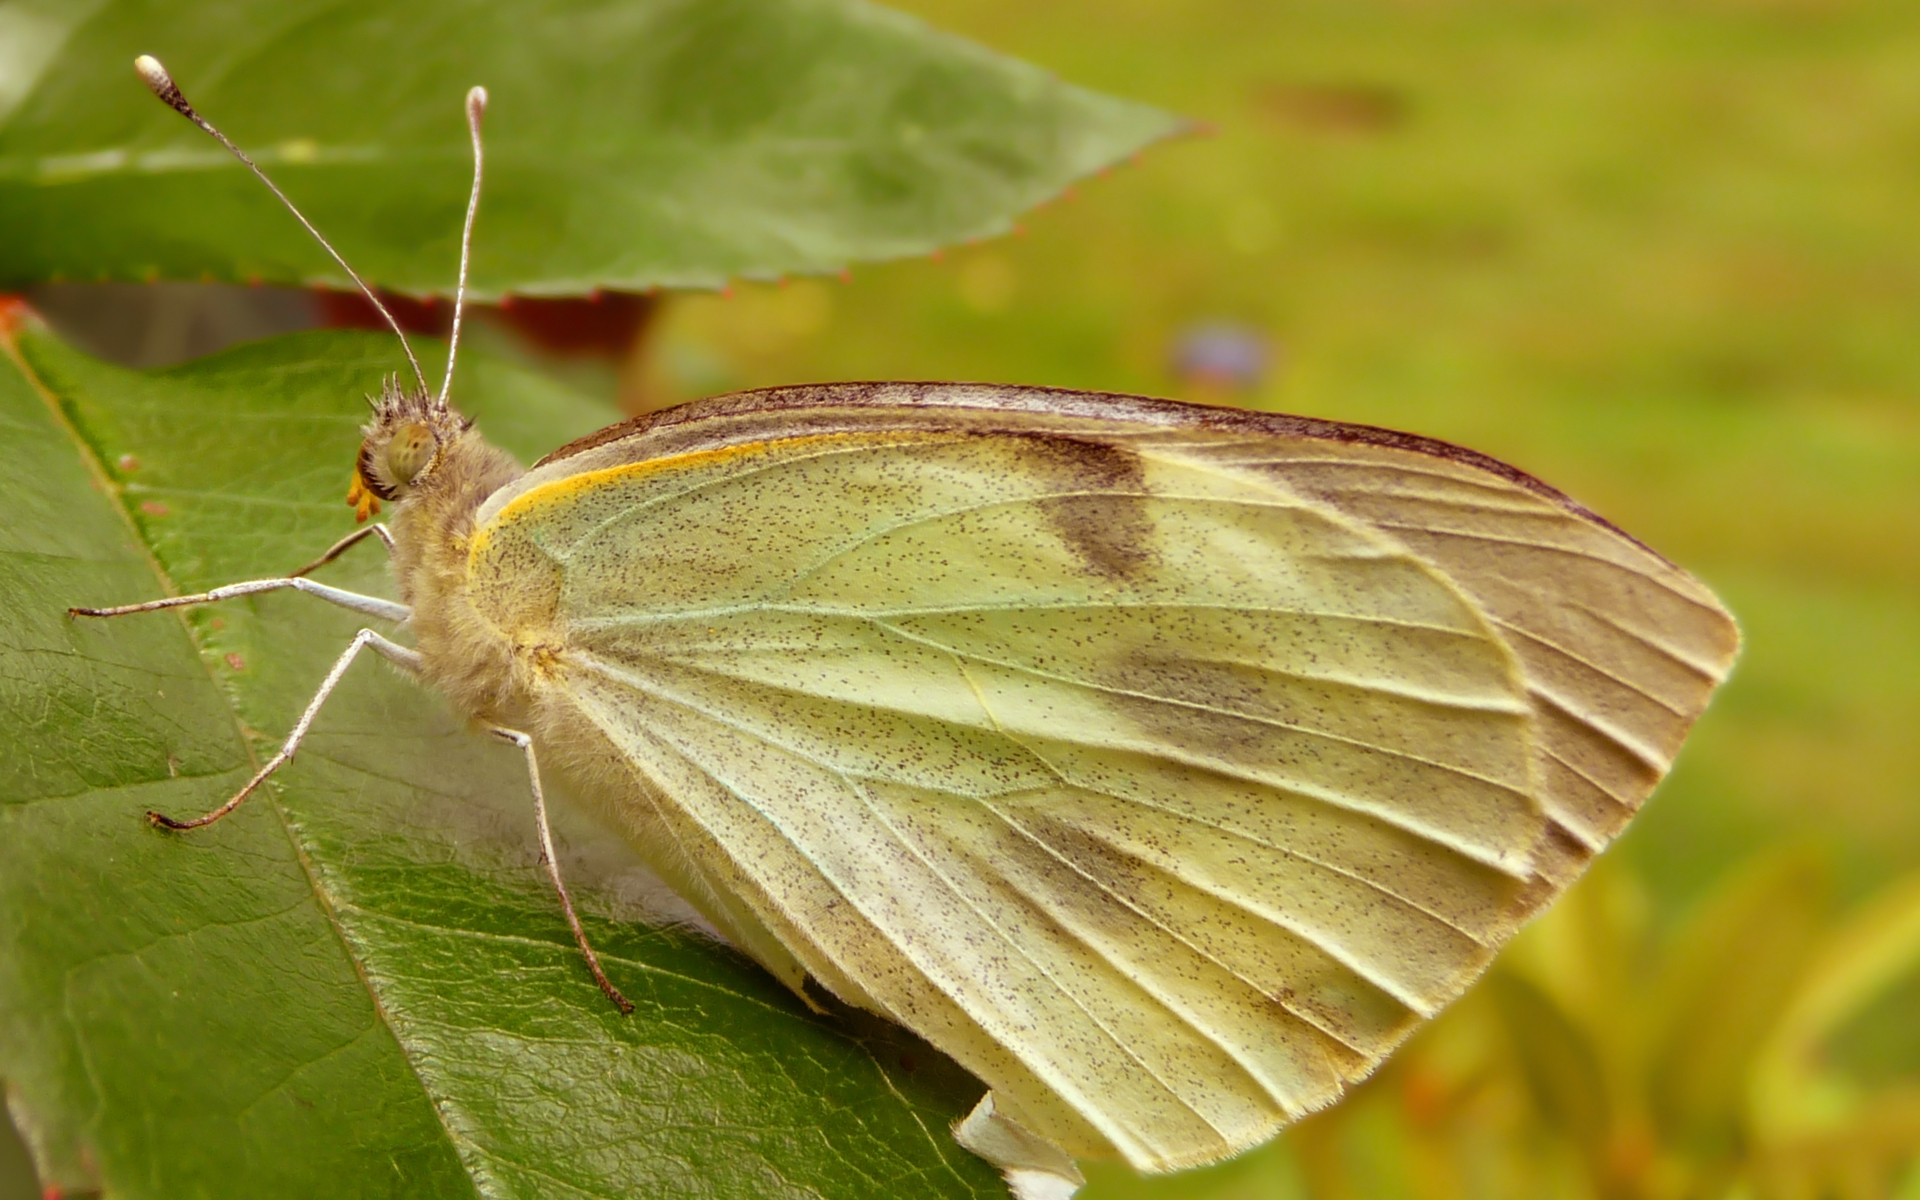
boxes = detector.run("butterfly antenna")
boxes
[438,86,487,411]
[133,55,431,397]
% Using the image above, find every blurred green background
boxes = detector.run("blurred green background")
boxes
[15,0,1919,1196]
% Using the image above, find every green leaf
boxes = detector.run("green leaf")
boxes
[0,0,1178,295]
[0,316,1002,1199]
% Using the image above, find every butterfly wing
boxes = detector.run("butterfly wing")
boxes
[464,384,1738,1173]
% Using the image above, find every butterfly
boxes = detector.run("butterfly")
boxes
[78,55,1739,1200]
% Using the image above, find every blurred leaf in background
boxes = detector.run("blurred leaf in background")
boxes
[0,0,1176,295]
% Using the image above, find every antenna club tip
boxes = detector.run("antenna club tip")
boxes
[467,86,489,115]
[133,54,170,89]
[134,54,192,115]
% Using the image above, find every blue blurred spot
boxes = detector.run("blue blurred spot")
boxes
[1171,322,1271,393]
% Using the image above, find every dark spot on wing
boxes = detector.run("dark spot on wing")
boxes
[1041,492,1155,580]
[1013,434,1155,581]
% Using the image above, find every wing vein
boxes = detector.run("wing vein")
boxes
[1567,600,1731,682]
[971,793,1321,1115]
[839,771,1234,1136]
[593,639,1533,875]
[1524,683,1670,774]
[531,439,927,558]
[872,618,1533,811]
[582,647,1471,1020]
[571,600,1490,639]
[569,653,1226,1146]
[1538,743,1633,810]
[778,490,1331,597]
[1365,520,1719,614]
[948,656,1392,1062]
[788,624,1501,949]
[1039,812,1443,1018]
[1491,619,1692,720]
[974,790,1385,1066]
[1150,651,1529,715]
[1198,456,1532,499]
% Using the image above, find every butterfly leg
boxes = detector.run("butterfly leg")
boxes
[487,725,637,1016]
[147,628,423,830]
[287,522,396,578]
[70,574,409,624]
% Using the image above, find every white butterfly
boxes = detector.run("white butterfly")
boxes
[82,56,1738,1200]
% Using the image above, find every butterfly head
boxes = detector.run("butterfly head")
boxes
[347,377,472,522]
[125,56,495,527]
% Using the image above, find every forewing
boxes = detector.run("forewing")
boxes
[466,385,1737,1172]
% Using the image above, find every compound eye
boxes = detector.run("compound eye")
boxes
[385,422,437,486]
